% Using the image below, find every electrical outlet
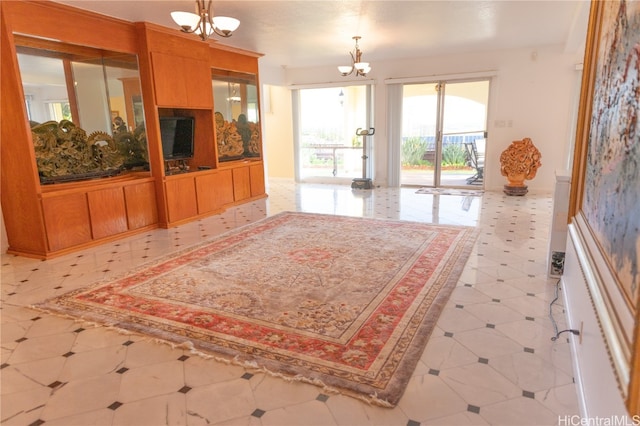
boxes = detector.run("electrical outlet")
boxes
[550,251,565,276]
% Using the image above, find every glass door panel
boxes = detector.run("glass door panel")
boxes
[400,83,439,186]
[296,86,369,183]
[399,79,489,188]
[440,80,488,187]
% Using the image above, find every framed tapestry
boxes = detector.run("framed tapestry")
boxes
[569,0,639,413]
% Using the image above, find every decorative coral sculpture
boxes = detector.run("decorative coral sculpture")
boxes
[499,137,542,195]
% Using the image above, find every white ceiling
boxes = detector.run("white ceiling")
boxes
[54,1,590,69]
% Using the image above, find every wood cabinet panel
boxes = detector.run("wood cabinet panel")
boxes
[232,166,251,201]
[87,187,128,239]
[124,181,158,229]
[42,193,92,252]
[183,56,213,107]
[165,177,198,222]
[249,163,265,197]
[209,46,260,74]
[195,170,235,214]
[151,52,188,107]
[214,169,235,206]
[151,53,212,108]
[195,173,219,214]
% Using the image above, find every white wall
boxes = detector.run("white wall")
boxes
[262,84,295,179]
[563,226,632,419]
[262,43,584,191]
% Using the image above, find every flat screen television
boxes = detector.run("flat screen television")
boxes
[159,116,195,160]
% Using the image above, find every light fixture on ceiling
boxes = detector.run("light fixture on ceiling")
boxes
[338,36,371,77]
[171,0,240,41]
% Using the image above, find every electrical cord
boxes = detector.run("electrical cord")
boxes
[549,278,581,341]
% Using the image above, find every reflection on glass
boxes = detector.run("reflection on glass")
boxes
[16,38,149,182]
[17,54,70,123]
[212,69,261,162]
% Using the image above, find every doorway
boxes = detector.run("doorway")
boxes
[400,79,489,188]
[294,85,373,183]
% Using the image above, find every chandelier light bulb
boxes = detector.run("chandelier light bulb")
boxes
[338,65,353,76]
[212,16,240,36]
[170,11,200,32]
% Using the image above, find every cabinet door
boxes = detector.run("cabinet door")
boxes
[151,52,188,107]
[166,177,198,222]
[249,163,265,197]
[151,53,212,108]
[42,193,92,252]
[124,181,158,230]
[87,187,128,240]
[232,166,251,201]
[214,169,235,206]
[183,56,213,108]
[196,170,235,213]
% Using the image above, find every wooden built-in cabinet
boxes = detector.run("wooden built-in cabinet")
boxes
[39,175,158,254]
[137,22,266,228]
[0,1,266,258]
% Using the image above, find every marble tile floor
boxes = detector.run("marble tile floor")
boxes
[1,179,579,425]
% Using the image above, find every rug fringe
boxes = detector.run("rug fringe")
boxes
[27,305,385,404]
[28,305,136,336]
[150,335,395,407]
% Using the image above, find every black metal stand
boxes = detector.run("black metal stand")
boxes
[352,127,375,190]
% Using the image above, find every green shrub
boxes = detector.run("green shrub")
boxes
[401,137,430,166]
[442,143,468,167]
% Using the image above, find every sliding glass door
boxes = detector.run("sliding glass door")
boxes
[400,80,489,188]
[294,85,372,183]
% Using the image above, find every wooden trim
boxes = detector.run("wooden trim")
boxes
[3,0,138,53]
[6,223,159,260]
[210,46,259,74]
[209,41,264,59]
[630,316,640,415]
[568,0,601,220]
[62,59,80,123]
[0,2,49,254]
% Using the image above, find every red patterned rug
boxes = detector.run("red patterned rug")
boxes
[37,212,477,406]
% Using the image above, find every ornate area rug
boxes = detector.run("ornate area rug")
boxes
[37,212,477,407]
[416,187,484,196]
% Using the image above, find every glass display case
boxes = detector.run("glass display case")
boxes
[212,69,261,162]
[16,37,148,183]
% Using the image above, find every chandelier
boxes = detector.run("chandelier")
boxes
[171,0,240,41]
[338,36,371,77]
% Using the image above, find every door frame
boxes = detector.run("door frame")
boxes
[291,81,375,184]
[385,71,496,187]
